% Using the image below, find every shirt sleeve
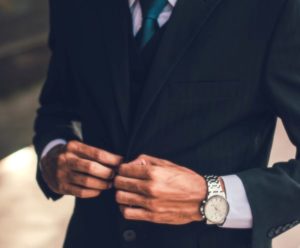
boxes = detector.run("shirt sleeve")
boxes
[40,139,67,168]
[219,175,253,229]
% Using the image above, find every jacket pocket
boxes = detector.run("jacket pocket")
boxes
[167,80,240,102]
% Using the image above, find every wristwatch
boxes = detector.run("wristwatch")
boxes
[200,175,229,225]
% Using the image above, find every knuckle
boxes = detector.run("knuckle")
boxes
[161,159,171,165]
[92,191,101,198]
[114,155,123,164]
[56,169,64,180]
[118,164,127,176]
[68,157,79,170]
[104,168,114,179]
[147,212,154,221]
[145,183,157,197]
[96,150,105,162]
[145,198,154,209]
[115,191,122,203]
[87,191,98,198]
[85,162,94,173]
[133,183,142,193]
[101,181,110,190]
[123,209,131,220]
[64,152,74,161]
[118,163,125,172]
[66,141,77,151]
[57,153,66,164]
[154,206,164,213]
[82,176,90,186]
[138,154,148,159]
[78,189,85,198]
[144,165,154,178]
[114,175,121,185]
[61,154,71,167]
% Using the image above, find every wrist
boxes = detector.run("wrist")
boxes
[41,144,65,170]
[197,175,208,202]
[41,139,67,160]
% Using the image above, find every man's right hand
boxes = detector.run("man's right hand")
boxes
[40,140,124,198]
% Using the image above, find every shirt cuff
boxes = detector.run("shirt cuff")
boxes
[219,175,253,229]
[40,139,67,169]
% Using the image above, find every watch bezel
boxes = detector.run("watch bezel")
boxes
[204,195,230,225]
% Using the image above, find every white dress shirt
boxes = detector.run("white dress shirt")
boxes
[41,0,253,229]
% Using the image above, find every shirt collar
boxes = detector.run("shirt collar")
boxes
[168,0,177,7]
[129,0,136,7]
[129,0,177,8]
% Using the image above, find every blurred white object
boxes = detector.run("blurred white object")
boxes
[0,146,74,248]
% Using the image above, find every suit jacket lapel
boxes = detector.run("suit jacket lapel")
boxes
[99,0,132,135]
[127,0,224,152]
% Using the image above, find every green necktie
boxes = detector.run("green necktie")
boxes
[136,0,169,49]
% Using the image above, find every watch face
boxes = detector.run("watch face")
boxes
[204,195,229,224]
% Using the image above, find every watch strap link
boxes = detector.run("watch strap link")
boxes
[199,175,227,223]
[204,175,226,199]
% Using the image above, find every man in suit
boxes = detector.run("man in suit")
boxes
[33,0,300,247]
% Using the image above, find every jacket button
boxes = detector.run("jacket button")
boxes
[123,229,136,242]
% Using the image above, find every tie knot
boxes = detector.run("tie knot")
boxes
[140,0,169,20]
[136,0,169,49]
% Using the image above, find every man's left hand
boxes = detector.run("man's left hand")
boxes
[114,154,207,225]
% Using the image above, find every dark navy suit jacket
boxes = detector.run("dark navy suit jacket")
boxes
[33,0,300,247]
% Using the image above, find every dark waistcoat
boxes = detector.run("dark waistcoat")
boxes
[128,21,168,133]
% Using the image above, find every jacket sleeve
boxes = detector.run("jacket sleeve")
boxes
[33,1,81,200]
[237,0,300,246]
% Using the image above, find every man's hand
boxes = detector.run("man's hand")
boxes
[41,140,123,198]
[114,154,207,225]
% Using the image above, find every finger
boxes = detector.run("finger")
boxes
[130,154,172,168]
[114,175,149,195]
[121,207,179,224]
[67,155,115,180]
[66,141,123,166]
[115,190,148,208]
[63,183,101,198]
[118,162,152,179]
[67,172,112,190]
[121,206,153,222]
